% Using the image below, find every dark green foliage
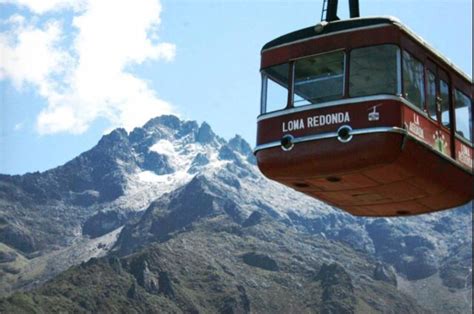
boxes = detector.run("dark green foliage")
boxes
[241,252,279,271]
[373,263,397,286]
[0,216,430,313]
[316,263,356,314]
[0,256,179,313]
[439,240,472,289]
[0,115,470,313]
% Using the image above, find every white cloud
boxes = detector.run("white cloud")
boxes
[0,0,82,15]
[0,19,70,95]
[0,0,176,135]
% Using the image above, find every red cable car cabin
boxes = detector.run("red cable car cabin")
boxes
[255,17,473,216]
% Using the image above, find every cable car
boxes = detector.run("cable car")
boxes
[254,0,473,216]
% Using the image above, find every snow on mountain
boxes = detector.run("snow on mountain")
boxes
[0,114,471,313]
[112,133,230,213]
[94,114,334,221]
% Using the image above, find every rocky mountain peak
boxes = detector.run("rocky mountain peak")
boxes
[98,128,129,146]
[135,115,200,145]
[143,115,182,131]
[196,121,217,144]
[228,135,253,157]
[0,114,471,314]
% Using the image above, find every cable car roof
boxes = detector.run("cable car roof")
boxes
[262,16,472,84]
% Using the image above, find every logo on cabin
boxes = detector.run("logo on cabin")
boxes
[408,113,425,140]
[368,104,381,121]
[458,145,473,169]
[432,130,448,155]
[282,112,350,132]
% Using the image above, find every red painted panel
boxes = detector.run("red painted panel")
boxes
[256,123,473,216]
[417,190,469,210]
[257,99,402,145]
[402,106,452,158]
[308,173,378,191]
[257,133,403,179]
[261,26,400,69]
[455,139,473,171]
[362,163,413,184]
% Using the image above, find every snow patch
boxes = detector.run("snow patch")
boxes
[150,139,176,156]
[138,170,166,183]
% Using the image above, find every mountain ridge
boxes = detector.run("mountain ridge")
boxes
[0,114,471,313]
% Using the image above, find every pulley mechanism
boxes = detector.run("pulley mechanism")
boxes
[321,0,360,22]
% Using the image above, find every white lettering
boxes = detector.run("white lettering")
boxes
[306,111,350,129]
[408,113,424,139]
[282,119,305,132]
[408,122,424,139]
[413,113,420,125]
[459,145,473,168]
[284,111,351,132]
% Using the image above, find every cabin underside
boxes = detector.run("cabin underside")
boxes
[256,132,473,216]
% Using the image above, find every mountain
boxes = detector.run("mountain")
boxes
[0,115,472,313]
[0,214,428,313]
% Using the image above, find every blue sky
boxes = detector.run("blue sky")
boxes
[0,0,472,175]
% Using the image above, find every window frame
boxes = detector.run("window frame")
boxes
[348,44,402,98]
[438,78,451,130]
[401,49,426,111]
[425,69,438,122]
[453,88,473,143]
[260,73,268,114]
[260,63,291,114]
[424,60,453,132]
[291,49,347,107]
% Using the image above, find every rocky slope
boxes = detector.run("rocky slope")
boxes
[1,210,428,313]
[0,115,472,313]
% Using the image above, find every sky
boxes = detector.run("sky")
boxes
[0,0,472,175]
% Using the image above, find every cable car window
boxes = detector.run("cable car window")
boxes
[426,70,437,120]
[454,89,472,142]
[293,51,344,106]
[262,63,290,113]
[349,45,399,97]
[440,80,450,128]
[402,51,425,110]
